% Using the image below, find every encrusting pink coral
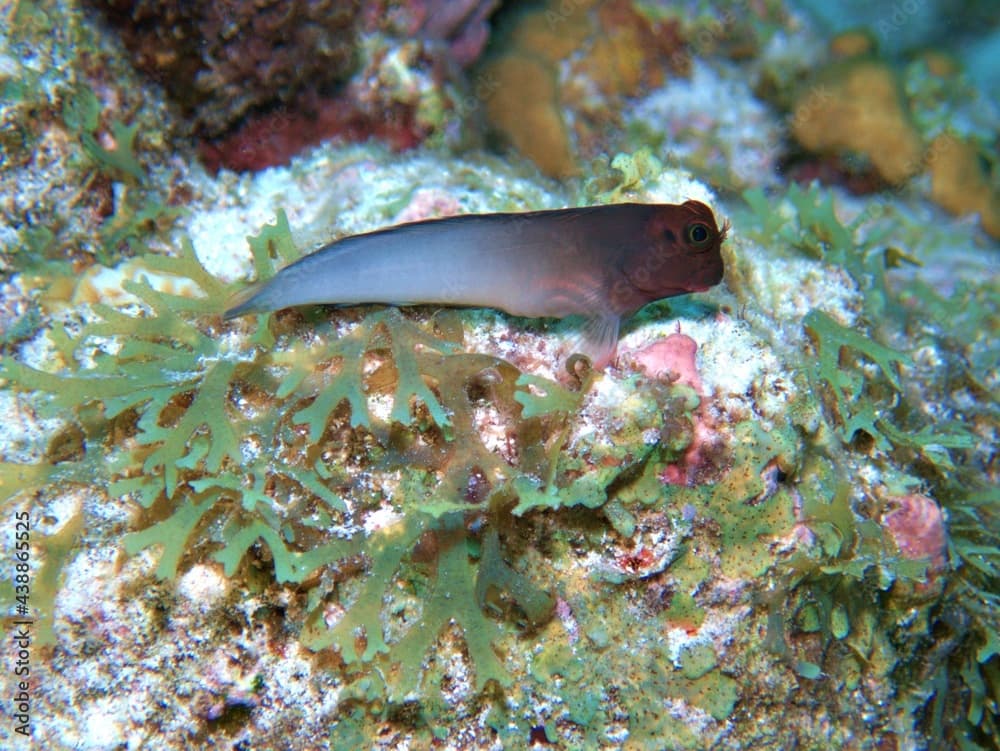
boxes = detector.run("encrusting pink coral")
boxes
[632,330,704,393]
[633,329,720,486]
[882,494,948,570]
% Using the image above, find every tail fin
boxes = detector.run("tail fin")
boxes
[223,280,267,320]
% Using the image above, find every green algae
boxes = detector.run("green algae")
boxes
[1,210,660,727]
[62,84,144,181]
[0,158,994,748]
[0,194,754,746]
[2,239,243,500]
[678,641,718,679]
[476,528,555,629]
[31,507,83,647]
[739,180,999,749]
[804,308,912,448]
[513,372,583,418]
[709,420,798,579]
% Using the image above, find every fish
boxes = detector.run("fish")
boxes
[224,200,727,366]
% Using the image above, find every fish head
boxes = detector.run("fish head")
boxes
[620,200,727,303]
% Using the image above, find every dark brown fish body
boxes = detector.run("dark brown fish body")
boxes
[225,201,726,365]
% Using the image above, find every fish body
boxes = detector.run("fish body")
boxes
[224,201,727,365]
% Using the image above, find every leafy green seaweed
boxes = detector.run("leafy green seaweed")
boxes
[0,211,617,708]
[743,181,998,748]
[62,84,144,181]
[2,170,993,747]
[804,308,912,447]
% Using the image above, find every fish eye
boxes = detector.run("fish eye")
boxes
[686,222,712,246]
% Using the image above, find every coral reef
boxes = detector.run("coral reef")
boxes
[198,28,499,172]
[1,2,998,749]
[790,56,923,186]
[2,156,756,744]
[89,0,505,172]
[6,145,995,747]
[367,0,501,66]
[735,179,998,750]
[780,30,1000,238]
[480,0,689,178]
[89,0,362,138]
[625,58,785,191]
[928,132,1000,239]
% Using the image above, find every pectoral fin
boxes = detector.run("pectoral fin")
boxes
[573,314,621,369]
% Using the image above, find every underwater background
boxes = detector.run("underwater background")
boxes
[0,1,997,749]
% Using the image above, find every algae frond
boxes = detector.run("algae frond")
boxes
[0,211,649,712]
[740,181,998,749]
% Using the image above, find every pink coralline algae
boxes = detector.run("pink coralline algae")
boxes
[633,331,720,487]
[882,494,948,570]
[555,597,579,644]
[391,188,463,223]
[633,331,705,393]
